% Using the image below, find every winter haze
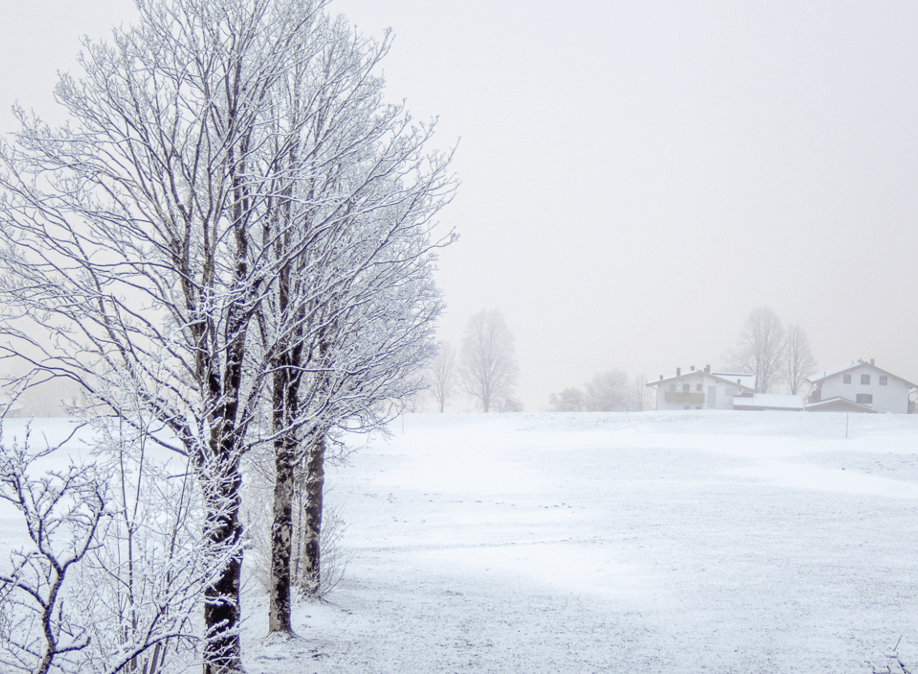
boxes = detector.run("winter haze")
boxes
[3,0,916,411]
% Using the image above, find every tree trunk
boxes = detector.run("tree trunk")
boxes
[200,459,244,674]
[301,430,326,596]
[269,418,296,632]
[199,333,247,672]
[267,268,302,631]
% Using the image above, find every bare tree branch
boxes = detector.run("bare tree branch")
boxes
[724,306,785,393]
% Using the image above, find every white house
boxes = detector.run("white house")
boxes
[647,366,756,411]
[647,365,806,412]
[806,359,917,414]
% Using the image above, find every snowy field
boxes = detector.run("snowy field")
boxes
[2,412,916,672]
[245,411,918,673]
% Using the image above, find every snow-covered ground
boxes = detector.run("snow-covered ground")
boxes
[241,411,918,673]
[3,412,916,672]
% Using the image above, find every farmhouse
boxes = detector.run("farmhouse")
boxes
[806,359,917,414]
[647,366,756,411]
[647,365,804,412]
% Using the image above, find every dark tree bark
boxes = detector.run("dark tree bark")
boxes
[268,354,301,633]
[301,430,326,596]
[200,458,244,673]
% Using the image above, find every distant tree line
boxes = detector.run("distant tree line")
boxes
[548,369,652,412]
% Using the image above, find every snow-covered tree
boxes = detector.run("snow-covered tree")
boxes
[244,15,454,628]
[0,0,455,659]
[459,310,519,413]
[0,0,438,668]
[583,369,630,411]
[783,324,818,395]
[724,307,785,393]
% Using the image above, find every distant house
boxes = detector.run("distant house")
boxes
[806,359,917,414]
[646,365,756,411]
[647,365,805,412]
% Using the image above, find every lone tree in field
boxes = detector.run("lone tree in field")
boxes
[459,309,519,413]
[783,323,818,395]
[0,0,455,669]
[428,341,458,413]
[724,307,786,393]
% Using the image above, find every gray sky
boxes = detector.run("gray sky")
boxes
[3,0,917,411]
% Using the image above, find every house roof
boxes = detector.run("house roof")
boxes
[646,369,755,392]
[733,394,805,412]
[808,360,918,389]
[804,396,877,413]
[713,372,756,390]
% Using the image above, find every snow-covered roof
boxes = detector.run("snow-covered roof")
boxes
[712,372,756,390]
[804,396,877,413]
[646,369,755,391]
[732,394,805,412]
[808,360,918,389]
[808,361,860,382]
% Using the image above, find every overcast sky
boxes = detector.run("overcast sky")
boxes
[2,0,916,411]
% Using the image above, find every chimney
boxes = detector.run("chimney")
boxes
[690,365,695,371]
[676,367,681,376]
[659,375,663,380]
[870,358,875,366]
[704,364,710,373]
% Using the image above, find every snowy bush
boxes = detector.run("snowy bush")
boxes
[0,418,218,674]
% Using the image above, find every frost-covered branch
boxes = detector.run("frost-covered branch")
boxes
[0,424,105,674]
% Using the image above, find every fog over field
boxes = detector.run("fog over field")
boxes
[2,1,917,412]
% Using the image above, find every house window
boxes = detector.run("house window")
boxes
[861,375,870,385]
[856,393,873,404]
[843,375,851,384]
[695,384,703,392]
[880,376,888,385]
[682,384,690,393]
[684,405,690,410]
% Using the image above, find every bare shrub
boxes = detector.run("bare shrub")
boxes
[0,415,215,674]
[870,636,913,674]
[0,424,104,674]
